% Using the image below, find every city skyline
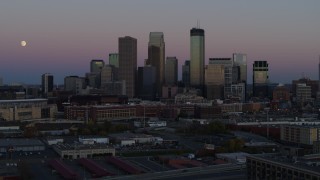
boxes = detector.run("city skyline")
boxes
[0,0,320,84]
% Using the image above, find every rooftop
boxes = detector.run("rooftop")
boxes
[248,154,320,175]
[0,138,44,147]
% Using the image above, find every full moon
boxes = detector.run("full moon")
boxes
[20,41,27,47]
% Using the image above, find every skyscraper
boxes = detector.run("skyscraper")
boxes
[90,59,105,73]
[100,65,114,83]
[233,53,247,83]
[41,73,53,97]
[118,36,137,98]
[209,58,233,99]
[148,32,165,97]
[253,61,269,98]
[165,57,178,86]
[190,28,205,87]
[109,53,119,68]
[233,53,247,101]
[182,60,190,87]
[137,66,156,100]
[205,64,225,100]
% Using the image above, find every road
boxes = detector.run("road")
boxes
[106,163,246,180]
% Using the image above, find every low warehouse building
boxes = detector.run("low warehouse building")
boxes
[0,138,45,153]
[53,143,115,159]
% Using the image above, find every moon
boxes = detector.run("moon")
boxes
[21,41,27,47]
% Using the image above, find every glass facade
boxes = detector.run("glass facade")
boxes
[190,28,205,86]
[109,53,119,68]
[148,32,165,97]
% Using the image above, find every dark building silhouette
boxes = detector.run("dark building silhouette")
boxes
[42,73,53,97]
[118,36,137,98]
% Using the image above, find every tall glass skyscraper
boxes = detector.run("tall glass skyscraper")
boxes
[148,32,165,97]
[190,28,205,87]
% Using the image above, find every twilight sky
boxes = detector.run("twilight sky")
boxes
[0,0,319,85]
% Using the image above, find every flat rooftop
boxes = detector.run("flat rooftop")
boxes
[53,143,114,151]
[248,154,320,175]
[0,138,44,147]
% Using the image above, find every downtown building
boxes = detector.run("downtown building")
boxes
[41,73,54,97]
[163,57,178,99]
[109,53,119,68]
[118,36,137,98]
[147,32,165,98]
[253,61,269,99]
[137,66,156,100]
[207,58,233,99]
[247,154,320,180]
[165,57,178,86]
[205,62,225,100]
[182,60,191,87]
[100,65,125,96]
[64,76,86,94]
[190,28,205,91]
[232,53,247,102]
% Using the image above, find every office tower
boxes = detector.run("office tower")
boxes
[41,73,54,97]
[190,28,205,87]
[109,53,119,68]
[165,57,178,85]
[64,76,85,94]
[137,66,156,100]
[0,77,3,86]
[86,72,100,88]
[296,83,313,105]
[90,59,105,73]
[100,65,114,83]
[209,58,233,99]
[148,32,165,97]
[205,64,225,100]
[233,53,247,83]
[253,61,269,98]
[118,36,137,98]
[182,60,190,86]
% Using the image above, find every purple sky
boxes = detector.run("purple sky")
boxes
[0,0,319,85]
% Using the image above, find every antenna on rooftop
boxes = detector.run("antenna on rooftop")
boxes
[197,19,200,28]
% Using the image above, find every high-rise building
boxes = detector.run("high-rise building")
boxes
[109,53,119,68]
[205,64,225,100]
[165,57,178,85]
[182,60,190,86]
[41,73,54,97]
[137,66,156,100]
[100,65,114,84]
[253,61,269,98]
[233,53,247,83]
[0,77,3,86]
[86,72,100,88]
[296,83,313,105]
[118,36,137,98]
[64,76,85,94]
[90,60,105,73]
[190,28,205,87]
[148,32,165,97]
[209,58,233,99]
